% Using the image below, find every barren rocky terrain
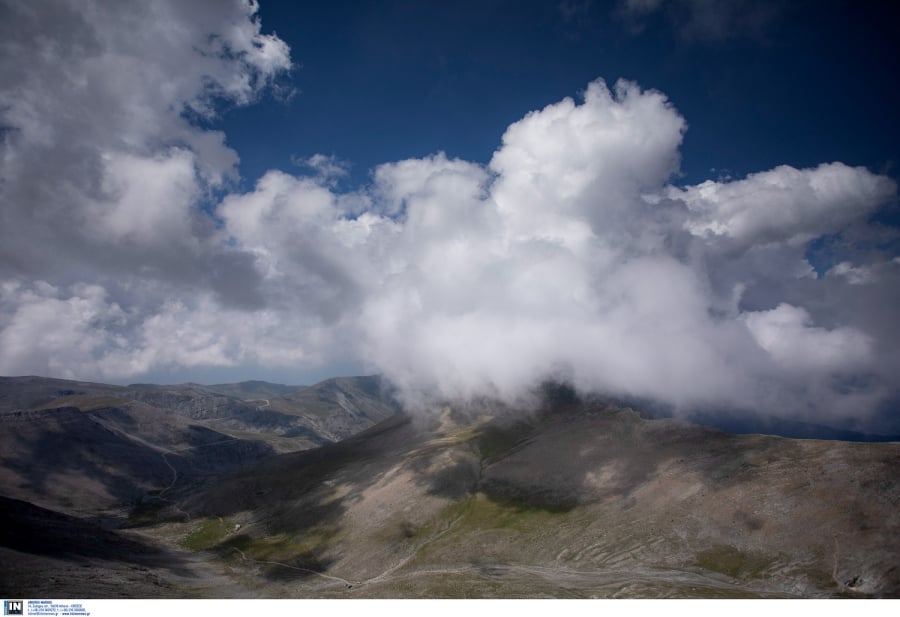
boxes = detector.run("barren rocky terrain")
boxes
[0,375,397,521]
[1,378,897,598]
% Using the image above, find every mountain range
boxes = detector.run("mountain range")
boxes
[0,376,897,598]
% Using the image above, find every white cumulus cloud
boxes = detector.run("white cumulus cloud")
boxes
[0,1,898,433]
[669,163,896,247]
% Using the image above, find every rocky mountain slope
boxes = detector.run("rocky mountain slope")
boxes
[1,380,897,598]
[166,397,898,598]
[0,375,398,517]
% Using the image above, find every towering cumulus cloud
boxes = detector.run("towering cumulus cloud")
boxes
[220,79,898,431]
[1,2,898,432]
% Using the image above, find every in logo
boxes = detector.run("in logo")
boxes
[3,601,23,616]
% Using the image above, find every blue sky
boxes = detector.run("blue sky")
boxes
[1,0,899,433]
[221,1,900,192]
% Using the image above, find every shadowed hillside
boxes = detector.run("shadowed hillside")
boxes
[0,375,399,517]
[1,377,897,598]
[166,396,900,598]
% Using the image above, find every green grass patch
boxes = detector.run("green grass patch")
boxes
[217,524,339,562]
[292,524,340,554]
[218,533,293,560]
[399,492,576,566]
[442,491,571,533]
[442,426,482,444]
[179,517,233,551]
[215,526,340,578]
[695,545,774,579]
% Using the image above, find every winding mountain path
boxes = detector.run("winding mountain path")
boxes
[228,547,354,587]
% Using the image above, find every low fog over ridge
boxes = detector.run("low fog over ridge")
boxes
[1,1,898,433]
